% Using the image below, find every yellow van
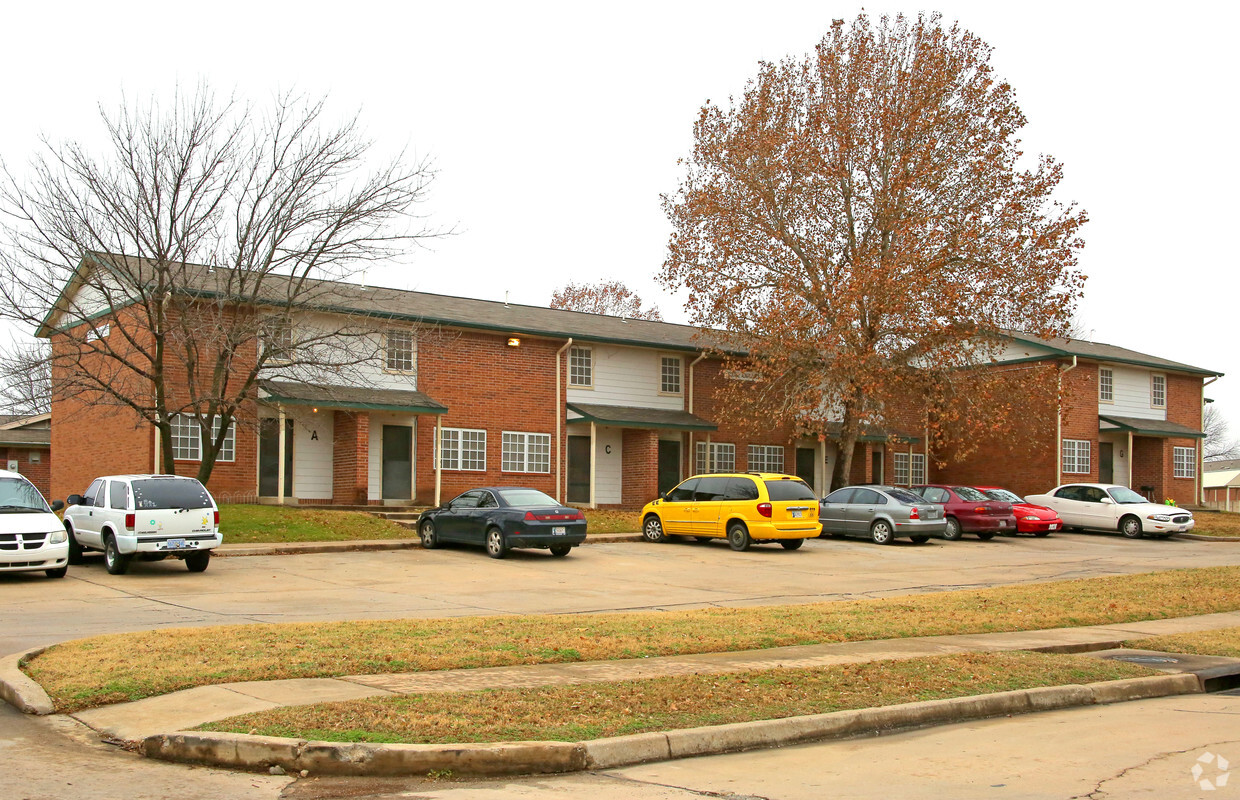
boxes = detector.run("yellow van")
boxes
[640,472,821,551]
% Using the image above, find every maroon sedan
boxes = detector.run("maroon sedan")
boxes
[911,484,1017,541]
[975,486,1062,537]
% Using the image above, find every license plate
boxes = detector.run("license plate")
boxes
[1049,523,1058,530]
[999,520,1007,528]
[790,509,802,519]
[164,539,189,550]
[1177,526,1187,532]
[552,527,566,535]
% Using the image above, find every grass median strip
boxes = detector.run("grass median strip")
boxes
[218,505,412,544]
[1189,511,1240,538]
[26,565,1240,713]
[1125,626,1240,658]
[196,652,1154,744]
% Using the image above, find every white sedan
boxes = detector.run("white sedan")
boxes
[1024,483,1194,538]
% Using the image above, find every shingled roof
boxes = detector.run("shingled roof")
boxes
[1004,331,1221,377]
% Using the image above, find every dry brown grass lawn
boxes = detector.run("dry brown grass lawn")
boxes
[27,565,1240,713]
[1125,626,1240,657]
[580,508,641,534]
[1191,511,1240,538]
[198,652,1153,744]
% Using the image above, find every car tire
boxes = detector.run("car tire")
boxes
[419,519,439,549]
[549,544,572,557]
[977,532,996,541]
[185,550,210,573]
[727,522,751,551]
[642,515,667,543]
[1120,515,1143,539]
[942,518,963,541]
[780,538,804,550]
[103,535,130,575]
[66,524,84,565]
[45,566,67,579]
[870,520,894,545]
[486,527,508,559]
[910,535,930,544]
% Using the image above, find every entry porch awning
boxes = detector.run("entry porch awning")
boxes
[566,402,717,432]
[259,381,448,415]
[1099,415,1204,439]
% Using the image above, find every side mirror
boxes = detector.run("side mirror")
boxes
[66,494,82,506]
[51,500,64,512]
[659,491,668,501]
[1099,497,1115,505]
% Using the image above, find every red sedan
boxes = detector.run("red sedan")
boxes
[912,484,1017,540]
[975,486,1062,537]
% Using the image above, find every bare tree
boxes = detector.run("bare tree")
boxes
[550,280,663,320]
[1205,404,1240,462]
[0,340,50,416]
[0,86,446,481]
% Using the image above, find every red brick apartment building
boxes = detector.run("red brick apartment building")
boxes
[39,263,1221,508]
[0,414,51,498]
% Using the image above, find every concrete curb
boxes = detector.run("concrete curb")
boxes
[139,673,1201,777]
[216,533,643,557]
[0,647,54,715]
[1174,533,1240,542]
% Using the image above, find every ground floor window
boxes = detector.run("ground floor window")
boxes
[911,453,926,485]
[696,442,736,473]
[170,414,235,462]
[440,427,486,471]
[747,444,784,473]
[1173,446,1195,479]
[502,432,551,473]
[894,453,910,485]
[1063,439,1091,474]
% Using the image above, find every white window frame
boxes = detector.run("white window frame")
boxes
[170,414,235,462]
[1151,373,1166,408]
[1173,446,1195,479]
[439,427,486,471]
[746,444,784,473]
[893,453,910,485]
[502,431,551,474]
[569,346,592,387]
[660,356,682,395]
[910,453,926,485]
[261,317,295,364]
[385,329,417,374]
[1063,439,1091,474]
[695,442,735,474]
[1099,367,1113,403]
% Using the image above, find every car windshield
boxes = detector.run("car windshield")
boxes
[763,480,816,501]
[0,477,50,512]
[886,488,925,505]
[1107,487,1149,504]
[983,489,1023,503]
[497,489,561,508]
[132,479,213,510]
[952,486,989,502]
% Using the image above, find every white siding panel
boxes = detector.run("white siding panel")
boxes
[992,340,1057,362]
[289,409,334,500]
[1105,365,1164,420]
[566,345,684,410]
[258,311,420,392]
[594,427,624,505]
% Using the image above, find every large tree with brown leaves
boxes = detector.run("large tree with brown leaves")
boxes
[661,12,1087,488]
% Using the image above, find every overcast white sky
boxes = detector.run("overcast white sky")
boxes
[2,1,1236,429]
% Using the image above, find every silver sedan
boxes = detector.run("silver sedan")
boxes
[819,485,947,544]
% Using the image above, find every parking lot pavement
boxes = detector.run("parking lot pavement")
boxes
[2,533,1238,657]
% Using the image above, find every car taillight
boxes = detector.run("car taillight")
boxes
[757,502,772,518]
[214,510,220,526]
[909,506,919,520]
[524,511,537,521]
[524,510,585,521]
[125,513,135,530]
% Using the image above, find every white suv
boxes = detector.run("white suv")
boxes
[0,469,69,579]
[63,475,222,574]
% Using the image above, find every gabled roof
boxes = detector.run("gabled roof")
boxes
[0,428,51,447]
[0,413,50,430]
[1003,331,1221,377]
[1206,458,1240,472]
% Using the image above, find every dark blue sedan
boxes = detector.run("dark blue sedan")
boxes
[416,487,588,558]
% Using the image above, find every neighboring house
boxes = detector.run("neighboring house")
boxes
[37,258,1221,508]
[1205,459,1240,511]
[0,413,52,498]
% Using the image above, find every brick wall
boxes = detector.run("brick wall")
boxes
[690,358,800,480]
[333,411,370,504]
[1,446,52,500]
[621,429,659,506]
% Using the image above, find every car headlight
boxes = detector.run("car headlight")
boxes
[1147,514,1171,522]
[48,529,67,544]
[1021,515,1040,521]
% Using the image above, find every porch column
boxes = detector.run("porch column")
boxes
[1127,431,1134,488]
[277,406,287,506]
[588,421,597,508]
[434,415,443,507]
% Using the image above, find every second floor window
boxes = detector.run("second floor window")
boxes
[569,346,592,387]
[1151,374,1166,408]
[261,318,294,363]
[661,356,682,394]
[1099,367,1113,402]
[386,330,416,373]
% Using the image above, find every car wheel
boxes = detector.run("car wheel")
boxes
[642,515,667,543]
[727,522,751,551]
[103,535,130,575]
[910,535,930,544]
[419,519,438,549]
[1120,515,1143,539]
[942,518,963,541]
[66,524,84,565]
[1034,530,1051,538]
[780,538,804,550]
[870,520,894,545]
[977,532,996,541]
[549,544,572,557]
[486,527,508,559]
[184,550,211,573]
[45,566,67,579]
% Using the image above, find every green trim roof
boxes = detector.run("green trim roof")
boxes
[1098,414,1205,439]
[260,381,447,415]
[1003,331,1221,377]
[566,403,718,431]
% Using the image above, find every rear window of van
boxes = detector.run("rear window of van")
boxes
[764,480,816,501]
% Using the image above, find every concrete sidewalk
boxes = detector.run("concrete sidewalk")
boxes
[43,609,1240,743]
[214,531,643,557]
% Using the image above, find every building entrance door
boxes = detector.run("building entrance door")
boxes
[567,435,591,503]
[871,448,884,484]
[657,440,681,495]
[259,418,294,497]
[382,425,412,500]
[1100,442,1114,484]
[796,447,816,488]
